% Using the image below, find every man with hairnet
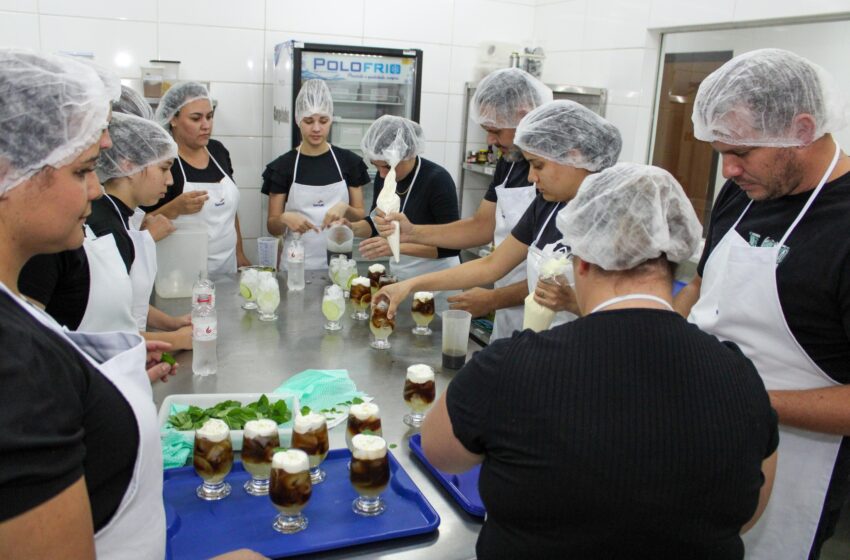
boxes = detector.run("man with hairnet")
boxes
[421,163,778,559]
[376,68,552,340]
[675,48,850,559]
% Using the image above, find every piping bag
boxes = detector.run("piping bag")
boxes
[374,129,410,263]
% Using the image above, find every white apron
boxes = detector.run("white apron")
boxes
[79,225,137,333]
[490,163,537,340]
[526,203,577,330]
[689,143,843,560]
[107,196,156,331]
[176,149,240,278]
[388,157,461,312]
[2,282,165,560]
[285,145,349,271]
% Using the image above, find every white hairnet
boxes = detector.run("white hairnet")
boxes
[693,48,848,147]
[155,82,212,129]
[361,116,425,165]
[514,100,622,171]
[557,163,702,271]
[80,59,121,103]
[471,68,553,129]
[114,85,154,120]
[295,79,333,123]
[0,50,112,194]
[97,113,178,182]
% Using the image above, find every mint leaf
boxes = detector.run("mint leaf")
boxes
[300,406,311,416]
[389,444,397,449]
[160,352,176,366]
[352,397,364,405]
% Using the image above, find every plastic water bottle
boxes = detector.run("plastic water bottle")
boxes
[286,233,305,291]
[192,297,218,376]
[192,271,215,308]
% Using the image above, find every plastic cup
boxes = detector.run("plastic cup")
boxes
[325,224,354,265]
[441,310,471,369]
[257,237,280,271]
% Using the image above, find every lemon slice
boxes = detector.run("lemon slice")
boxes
[322,300,342,321]
[257,291,279,310]
[344,272,357,290]
[239,283,253,300]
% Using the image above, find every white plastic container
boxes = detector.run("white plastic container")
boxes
[155,219,208,298]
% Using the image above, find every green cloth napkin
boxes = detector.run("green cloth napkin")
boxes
[161,406,193,469]
[275,369,366,412]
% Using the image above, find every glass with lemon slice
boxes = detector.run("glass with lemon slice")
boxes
[322,285,345,331]
[239,268,260,310]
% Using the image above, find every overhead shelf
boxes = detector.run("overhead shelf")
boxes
[462,163,497,176]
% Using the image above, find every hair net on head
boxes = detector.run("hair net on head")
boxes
[114,85,154,120]
[97,113,178,183]
[557,162,702,271]
[693,48,848,147]
[155,82,212,128]
[360,116,425,165]
[470,68,553,129]
[0,50,112,194]
[514,100,622,171]
[295,79,334,123]
[71,58,121,104]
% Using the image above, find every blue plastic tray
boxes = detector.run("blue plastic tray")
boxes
[409,434,485,518]
[163,448,440,559]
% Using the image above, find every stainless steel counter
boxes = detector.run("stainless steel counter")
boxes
[153,270,483,560]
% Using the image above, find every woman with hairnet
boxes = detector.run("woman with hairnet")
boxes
[0,50,265,560]
[262,79,369,270]
[341,116,460,307]
[375,100,620,333]
[420,162,779,559]
[145,81,251,276]
[376,68,552,339]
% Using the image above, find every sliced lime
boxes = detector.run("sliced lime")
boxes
[239,283,252,300]
[322,300,342,321]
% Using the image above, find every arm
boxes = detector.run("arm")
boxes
[358,236,438,260]
[234,213,251,267]
[266,193,318,236]
[321,186,366,229]
[768,386,850,435]
[741,450,778,534]
[673,275,702,317]
[147,191,208,220]
[378,199,497,250]
[141,327,192,352]
[377,235,529,318]
[145,306,191,331]
[447,281,528,318]
[421,392,484,473]
[0,477,95,560]
[140,214,175,242]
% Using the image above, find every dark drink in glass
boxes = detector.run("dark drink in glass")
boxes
[411,291,435,335]
[369,299,395,350]
[350,277,371,320]
[350,434,390,516]
[291,412,329,484]
[193,419,233,500]
[403,364,436,428]
[242,419,280,496]
[367,264,386,295]
[269,449,312,534]
[346,402,383,452]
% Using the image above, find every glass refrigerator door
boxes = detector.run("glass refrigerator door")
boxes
[299,50,419,164]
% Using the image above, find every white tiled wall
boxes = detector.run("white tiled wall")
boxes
[5,0,849,250]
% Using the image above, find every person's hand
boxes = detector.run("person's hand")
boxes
[171,325,194,351]
[209,549,269,560]
[145,340,178,383]
[329,217,353,229]
[358,236,392,259]
[374,280,413,319]
[237,251,252,268]
[283,212,320,235]
[447,287,495,318]
[375,211,413,242]
[141,214,175,242]
[174,190,208,215]
[533,277,579,315]
[168,313,192,330]
[322,201,349,229]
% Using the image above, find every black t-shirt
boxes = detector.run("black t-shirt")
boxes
[19,248,90,330]
[483,156,532,203]
[87,195,134,274]
[143,138,234,212]
[365,157,460,259]
[510,196,566,249]
[697,171,850,533]
[448,310,778,559]
[261,145,370,196]
[697,173,850,383]
[0,289,138,531]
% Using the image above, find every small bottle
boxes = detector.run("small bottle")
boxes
[286,233,305,292]
[192,297,218,376]
[192,271,216,308]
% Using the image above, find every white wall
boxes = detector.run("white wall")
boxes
[534,0,850,165]
[0,0,536,261]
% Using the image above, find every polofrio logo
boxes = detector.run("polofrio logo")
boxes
[312,58,402,75]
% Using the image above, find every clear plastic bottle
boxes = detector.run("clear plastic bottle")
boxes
[192,297,218,376]
[191,271,216,308]
[286,233,305,291]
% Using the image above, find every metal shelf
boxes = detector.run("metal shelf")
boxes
[462,162,497,176]
[334,99,405,106]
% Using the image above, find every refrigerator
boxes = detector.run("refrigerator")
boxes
[271,41,424,172]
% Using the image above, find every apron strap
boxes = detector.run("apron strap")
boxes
[175,155,188,184]
[399,157,422,214]
[326,144,345,183]
[104,194,131,232]
[778,141,841,246]
[590,293,674,314]
[293,143,343,185]
[531,203,564,248]
[205,147,231,179]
